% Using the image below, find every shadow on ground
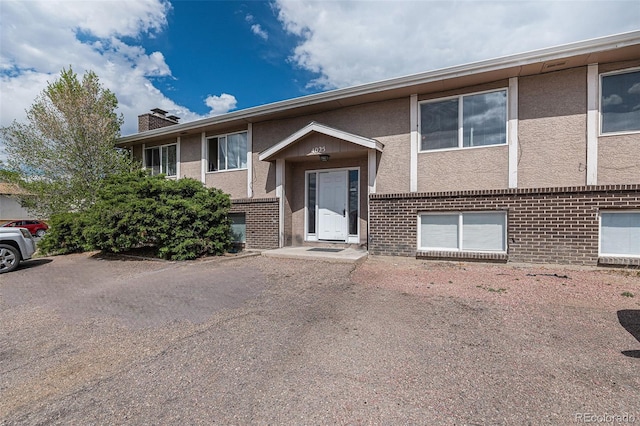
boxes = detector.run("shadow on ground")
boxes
[19,258,53,271]
[617,309,640,358]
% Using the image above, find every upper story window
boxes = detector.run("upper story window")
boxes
[600,69,640,135]
[207,131,247,172]
[419,89,507,151]
[145,143,177,177]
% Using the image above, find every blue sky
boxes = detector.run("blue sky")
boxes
[1,0,639,145]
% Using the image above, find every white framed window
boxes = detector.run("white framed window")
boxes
[418,212,507,252]
[207,131,247,172]
[144,143,177,176]
[599,211,640,258]
[419,89,507,151]
[600,68,640,135]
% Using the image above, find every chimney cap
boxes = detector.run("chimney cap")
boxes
[167,115,180,121]
[151,108,168,116]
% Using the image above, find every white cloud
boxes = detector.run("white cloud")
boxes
[274,0,640,90]
[205,93,238,116]
[603,94,623,107]
[251,24,269,41]
[0,0,198,141]
[629,83,640,95]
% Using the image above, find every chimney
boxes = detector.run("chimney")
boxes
[138,108,180,132]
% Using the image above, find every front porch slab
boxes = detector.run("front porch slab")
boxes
[262,246,368,263]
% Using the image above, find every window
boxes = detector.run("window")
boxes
[601,69,640,134]
[420,89,507,151]
[419,212,506,252]
[207,132,247,172]
[600,211,640,257]
[145,144,177,176]
[229,213,246,243]
[307,173,316,234]
[348,170,359,236]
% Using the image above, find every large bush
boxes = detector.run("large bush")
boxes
[40,171,233,260]
[38,212,92,255]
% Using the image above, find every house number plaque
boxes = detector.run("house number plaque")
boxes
[311,146,326,154]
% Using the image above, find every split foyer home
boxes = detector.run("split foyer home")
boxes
[117,31,640,266]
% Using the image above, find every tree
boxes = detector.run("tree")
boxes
[0,67,133,217]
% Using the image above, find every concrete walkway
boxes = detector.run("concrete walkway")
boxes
[261,246,368,263]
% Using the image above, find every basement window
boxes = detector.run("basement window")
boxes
[419,212,507,252]
[600,211,640,257]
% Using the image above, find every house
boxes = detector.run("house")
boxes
[0,183,31,222]
[117,31,640,266]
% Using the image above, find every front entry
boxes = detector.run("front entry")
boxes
[318,170,348,241]
[306,168,359,244]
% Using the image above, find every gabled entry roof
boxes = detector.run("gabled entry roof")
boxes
[259,122,384,161]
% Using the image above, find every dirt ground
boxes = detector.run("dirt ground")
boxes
[1,253,639,425]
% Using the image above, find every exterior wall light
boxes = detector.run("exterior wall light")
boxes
[319,154,330,162]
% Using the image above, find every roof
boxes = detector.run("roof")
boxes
[259,122,384,161]
[0,183,26,195]
[117,30,640,146]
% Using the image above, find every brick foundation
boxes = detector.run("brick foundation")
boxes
[369,185,640,265]
[231,198,279,249]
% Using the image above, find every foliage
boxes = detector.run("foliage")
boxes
[38,212,92,255]
[39,171,233,260]
[0,67,134,217]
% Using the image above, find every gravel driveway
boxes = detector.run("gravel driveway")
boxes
[1,252,639,424]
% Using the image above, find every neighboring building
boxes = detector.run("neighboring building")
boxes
[117,31,640,266]
[0,183,31,222]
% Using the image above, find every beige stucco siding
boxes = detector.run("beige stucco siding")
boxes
[141,138,177,149]
[252,98,410,197]
[417,145,509,192]
[598,135,640,184]
[205,170,248,199]
[418,80,509,102]
[179,134,202,180]
[278,133,369,160]
[517,67,587,188]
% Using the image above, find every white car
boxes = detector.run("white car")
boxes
[0,227,37,273]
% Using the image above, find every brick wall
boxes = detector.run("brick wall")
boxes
[138,114,178,132]
[369,185,640,266]
[231,198,279,249]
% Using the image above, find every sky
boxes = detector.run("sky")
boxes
[1,0,639,153]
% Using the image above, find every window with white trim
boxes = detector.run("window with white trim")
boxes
[145,144,177,176]
[419,89,507,151]
[207,131,247,172]
[600,211,640,257]
[600,69,640,134]
[419,212,507,252]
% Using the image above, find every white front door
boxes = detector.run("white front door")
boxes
[318,170,347,241]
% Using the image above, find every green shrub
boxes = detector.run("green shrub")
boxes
[41,170,233,260]
[38,212,92,255]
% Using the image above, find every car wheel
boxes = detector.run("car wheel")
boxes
[0,244,21,273]
[35,229,46,238]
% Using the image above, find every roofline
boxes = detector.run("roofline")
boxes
[118,30,640,145]
[259,121,384,161]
